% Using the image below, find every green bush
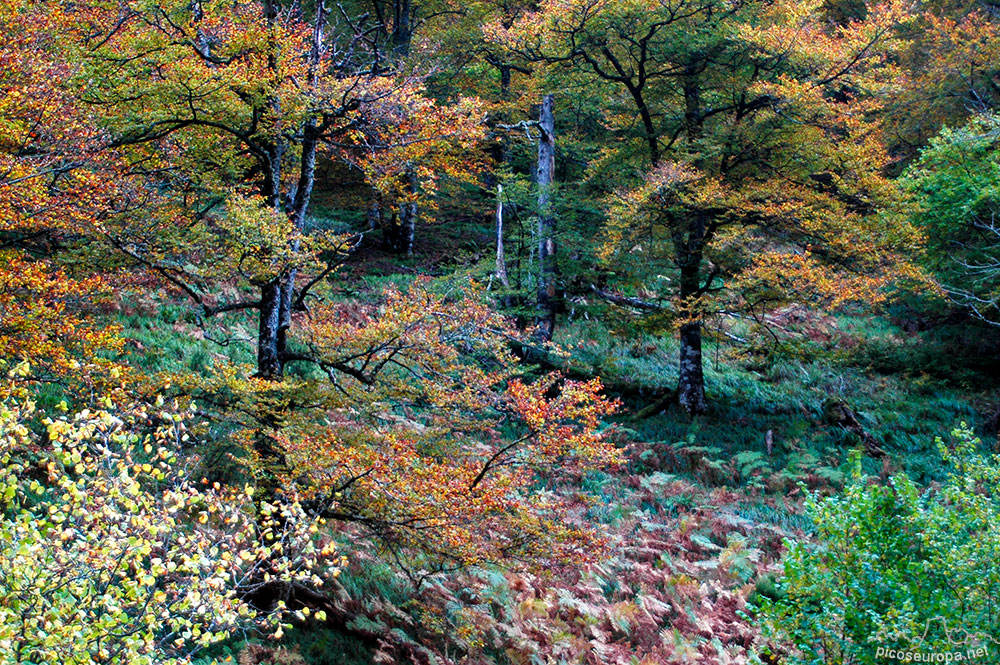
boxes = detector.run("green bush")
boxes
[755,426,1000,664]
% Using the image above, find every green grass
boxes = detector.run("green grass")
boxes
[103,282,990,492]
[113,295,256,375]
[555,312,989,486]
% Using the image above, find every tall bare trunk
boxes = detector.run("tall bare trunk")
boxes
[534,94,557,342]
[495,184,511,290]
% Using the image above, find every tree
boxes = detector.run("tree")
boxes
[0,386,337,664]
[26,0,620,572]
[904,113,1000,325]
[68,0,482,379]
[490,0,924,413]
[0,255,125,400]
[168,280,623,568]
[0,2,128,400]
[40,0,488,499]
[887,1,1000,156]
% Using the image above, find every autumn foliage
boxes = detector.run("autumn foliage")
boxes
[0,386,338,664]
[2,0,998,662]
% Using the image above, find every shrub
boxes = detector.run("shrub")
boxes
[755,426,1000,664]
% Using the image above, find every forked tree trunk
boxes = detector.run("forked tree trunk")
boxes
[534,94,556,342]
[251,0,328,496]
[254,2,326,382]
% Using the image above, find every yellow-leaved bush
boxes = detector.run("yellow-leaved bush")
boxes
[0,383,340,665]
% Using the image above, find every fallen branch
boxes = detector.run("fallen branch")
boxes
[589,284,665,311]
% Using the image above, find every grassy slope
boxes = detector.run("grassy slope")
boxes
[111,216,999,663]
[557,312,991,487]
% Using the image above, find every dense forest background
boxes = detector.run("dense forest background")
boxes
[4,0,1000,663]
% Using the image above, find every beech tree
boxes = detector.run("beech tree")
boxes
[904,113,1000,325]
[70,0,484,380]
[0,385,337,664]
[166,281,622,567]
[0,2,129,399]
[10,0,622,573]
[490,0,924,413]
[887,1,1000,154]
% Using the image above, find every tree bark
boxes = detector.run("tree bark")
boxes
[495,184,511,289]
[674,71,708,415]
[677,321,706,414]
[382,166,418,254]
[534,94,557,342]
[255,1,326,381]
[366,194,381,231]
[392,0,412,57]
[256,144,286,379]
[400,165,418,255]
[628,83,659,166]
[253,0,327,497]
[675,213,707,415]
[258,280,284,379]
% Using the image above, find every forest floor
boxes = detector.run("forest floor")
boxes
[99,219,1000,664]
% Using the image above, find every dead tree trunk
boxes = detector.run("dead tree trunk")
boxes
[534,94,557,342]
[495,184,511,289]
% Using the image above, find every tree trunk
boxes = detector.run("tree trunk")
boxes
[382,212,402,252]
[256,142,286,380]
[257,279,284,379]
[495,184,511,290]
[400,166,418,255]
[366,194,381,231]
[677,320,706,414]
[627,82,659,166]
[674,71,708,415]
[675,211,707,414]
[392,0,412,57]
[252,0,327,489]
[383,165,418,254]
[534,94,556,342]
